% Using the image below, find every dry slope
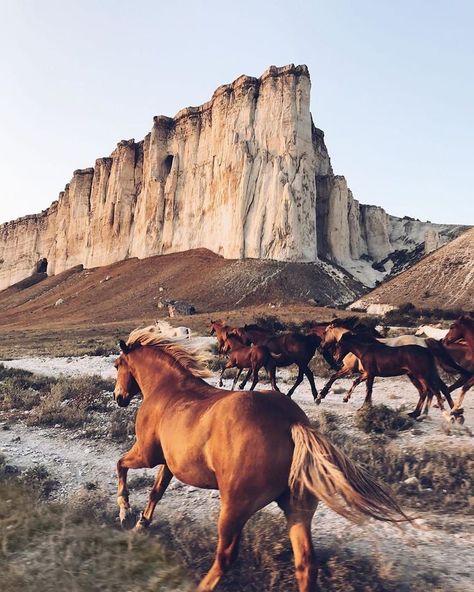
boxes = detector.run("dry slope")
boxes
[0,248,363,329]
[351,227,474,311]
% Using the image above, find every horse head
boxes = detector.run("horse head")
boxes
[113,340,141,407]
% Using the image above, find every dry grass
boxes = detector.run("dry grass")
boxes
[0,456,190,592]
[152,508,443,592]
[25,375,114,428]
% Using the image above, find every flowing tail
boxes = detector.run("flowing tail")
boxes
[425,338,469,375]
[289,424,412,524]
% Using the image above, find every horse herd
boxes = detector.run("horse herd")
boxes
[111,314,473,592]
[209,315,474,422]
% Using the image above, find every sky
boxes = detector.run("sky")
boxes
[0,0,472,225]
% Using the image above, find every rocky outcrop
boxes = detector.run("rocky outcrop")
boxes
[0,64,467,292]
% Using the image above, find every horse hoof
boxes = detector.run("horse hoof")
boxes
[456,415,465,425]
[119,508,135,529]
[134,513,150,532]
[315,397,322,405]
[451,408,464,417]
[343,398,349,404]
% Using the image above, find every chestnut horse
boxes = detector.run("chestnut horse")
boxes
[113,327,410,592]
[333,332,456,418]
[233,325,324,399]
[218,333,280,392]
[209,320,235,354]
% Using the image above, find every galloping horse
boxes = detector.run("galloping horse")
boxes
[333,332,456,418]
[234,325,323,399]
[218,333,280,392]
[444,315,474,411]
[113,327,410,592]
[209,320,235,353]
[318,318,464,409]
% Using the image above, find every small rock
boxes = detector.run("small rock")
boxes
[54,298,64,306]
[403,476,419,486]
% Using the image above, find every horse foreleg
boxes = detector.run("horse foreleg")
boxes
[196,504,250,592]
[362,376,375,406]
[287,368,304,398]
[452,375,474,414]
[219,362,232,387]
[448,373,471,393]
[117,443,148,528]
[343,374,366,403]
[318,366,352,402]
[277,492,318,592]
[303,366,318,400]
[135,464,173,530]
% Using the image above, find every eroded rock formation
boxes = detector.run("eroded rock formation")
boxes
[0,64,466,292]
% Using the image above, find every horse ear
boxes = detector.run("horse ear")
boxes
[119,340,130,354]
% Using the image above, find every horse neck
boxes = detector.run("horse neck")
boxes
[342,336,371,358]
[127,347,196,400]
[227,335,244,349]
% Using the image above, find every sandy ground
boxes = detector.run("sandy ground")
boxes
[1,351,473,591]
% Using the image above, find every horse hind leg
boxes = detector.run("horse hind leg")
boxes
[277,492,318,592]
[196,504,250,592]
[248,365,261,391]
[238,368,252,390]
[135,464,173,531]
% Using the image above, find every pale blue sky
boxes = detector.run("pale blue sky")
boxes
[0,0,472,225]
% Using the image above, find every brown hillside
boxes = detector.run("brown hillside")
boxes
[0,249,363,330]
[351,228,474,311]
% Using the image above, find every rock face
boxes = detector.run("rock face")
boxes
[0,64,467,292]
[350,227,474,311]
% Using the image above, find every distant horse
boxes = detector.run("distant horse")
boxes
[209,319,236,354]
[318,318,457,403]
[443,315,474,411]
[333,332,456,418]
[234,325,323,399]
[154,319,191,339]
[219,333,280,391]
[113,327,411,592]
[415,325,449,340]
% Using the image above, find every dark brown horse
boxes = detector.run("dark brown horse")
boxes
[218,333,280,391]
[234,325,323,399]
[113,327,411,592]
[333,332,456,418]
[443,315,474,411]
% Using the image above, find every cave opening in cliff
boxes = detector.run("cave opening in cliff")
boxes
[36,258,48,274]
[163,155,174,177]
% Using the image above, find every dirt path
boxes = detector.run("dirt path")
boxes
[1,357,474,591]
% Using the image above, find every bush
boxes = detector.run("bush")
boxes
[355,404,414,436]
[26,375,114,428]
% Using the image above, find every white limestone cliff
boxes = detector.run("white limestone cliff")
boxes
[0,64,466,292]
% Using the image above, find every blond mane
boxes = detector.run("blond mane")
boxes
[126,325,211,378]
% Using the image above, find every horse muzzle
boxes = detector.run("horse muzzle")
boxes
[115,393,130,407]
